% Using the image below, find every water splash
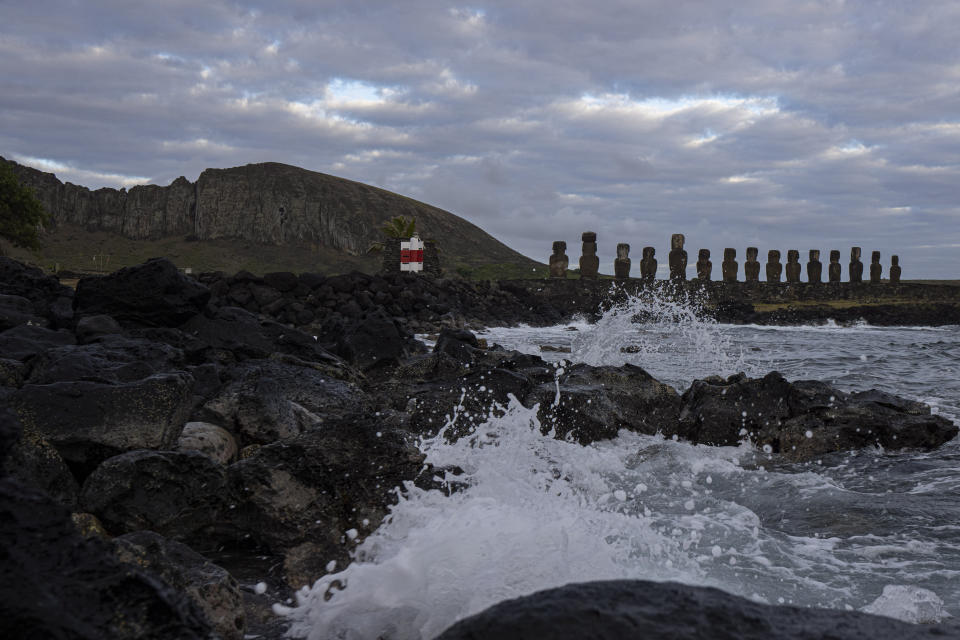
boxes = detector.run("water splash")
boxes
[570,283,752,385]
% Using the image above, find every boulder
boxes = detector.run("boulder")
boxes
[5,431,79,509]
[181,306,354,376]
[0,406,22,474]
[73,258,210,327]
[0,324,76,361]
[226,414,426,586]
[0,293,46,330]
[201,359,367,446]
[74,314,122,343]
[13,372,195,477]
[26,335,185,384]
[0,477,214,640]
[177,421,238,464]
[530,363,682,444]
[114,531,245,640]
[676,372,958,460]
[80,449,229,543]
[435,580,960,640]
[0,257,74,327]
[329,308,423,372]
[0,357,26,387]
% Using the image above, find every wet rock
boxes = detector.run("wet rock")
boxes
[74,258,210,327]
[75,313,122,343]
[13,372,195,477]
[0,477,214,640]
[80,449,229,543]
[201,359,366,446]
[676,371,958,460]
[226,414,426,586]
[435,579,960,640]
[433,327,481,362]
[531,363,682,444]
[6,432,80,509]
[0,406,23,473]
[0,323,76,361]
[114,530,245,640]
[177,421,238,464]
[26,335,185,384]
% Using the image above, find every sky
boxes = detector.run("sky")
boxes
[2,1,959,279]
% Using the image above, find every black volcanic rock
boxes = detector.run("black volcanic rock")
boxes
[80,449,229,543]
[0,477,215,640]
[435,580,960,640]
[675,371,958,460]
[74,257,210,327]
[0,323,76,360]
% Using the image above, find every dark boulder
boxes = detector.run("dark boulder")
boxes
[263,271,298,293]
[329,308,423,372]
[0,293,46,330]
[226,414,426,587]
[0,477,214,640]
[530,363,681,444]
[74,313,122,343]
[13,372,195,477]
[181,306,354,375]
[80,449,229,543]
[434,327,481,362]
[0,406,22,474]
[676,372,958,460]
[114,531,245,640]
[0,323,76,361]
[6,432,79,509]
[435,579,960,640]
[201,359,367,446]
[74,258,210,327]
[0,257,74,327]
[26,335,185,384]
[0,357,26,387]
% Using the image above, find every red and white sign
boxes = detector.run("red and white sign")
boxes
[400,236,424,272]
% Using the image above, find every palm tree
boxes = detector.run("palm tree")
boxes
[368,216,416,253]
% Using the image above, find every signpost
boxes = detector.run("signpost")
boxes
[400,234,424,272]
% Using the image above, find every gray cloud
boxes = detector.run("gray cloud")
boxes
[2,0,959,277]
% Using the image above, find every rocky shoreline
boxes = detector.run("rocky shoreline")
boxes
[2,256,958,639]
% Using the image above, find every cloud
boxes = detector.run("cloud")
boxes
[1,0,959,277]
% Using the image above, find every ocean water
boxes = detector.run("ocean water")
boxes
[281,290,960,639]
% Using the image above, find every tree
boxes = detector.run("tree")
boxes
[0,162,49,255]
[368,215,416,253]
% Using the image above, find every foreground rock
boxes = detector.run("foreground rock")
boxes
[675,372,958,460]
[436,580,960,640]
[114,531,245,640]
[0,409,216,640]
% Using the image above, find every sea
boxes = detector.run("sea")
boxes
[280,289,960,639]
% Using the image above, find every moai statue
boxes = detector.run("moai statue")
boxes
[549,241,568,278]
[744,247,760,282]
[669,234,687,280]
[766,250,783,282]
[640,246,657,281]
[696,249,712,280]
[807,250,823,283]
[720,248,737,282]
[870,250,882,283]
[849,247,863,283]
[580,231,599,279]
[614,243,631,279]
[828,250,842,282]
[890,255,902,283]
[785,249,801,283]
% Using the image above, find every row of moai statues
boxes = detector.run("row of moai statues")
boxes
[549,233,902,283]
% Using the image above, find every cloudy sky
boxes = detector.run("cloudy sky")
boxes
[2,1,959,278]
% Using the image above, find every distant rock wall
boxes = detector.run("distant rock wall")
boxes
[2,157,536,268]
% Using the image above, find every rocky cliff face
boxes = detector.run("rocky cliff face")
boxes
[2,157,535,267]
